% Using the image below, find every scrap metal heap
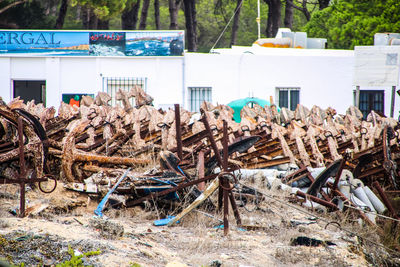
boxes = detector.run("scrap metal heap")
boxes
[1,89,400,233]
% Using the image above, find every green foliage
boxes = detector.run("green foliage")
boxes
[303,0,400,49]
[56,245,101,267]
[0,0,317,51]
[196,0,270,52]
[0,257,25,267]
[129,263,142,267]
[70,0,128,20]
[0,0,56,29]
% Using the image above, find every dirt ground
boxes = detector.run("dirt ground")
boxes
[0,181,397,267]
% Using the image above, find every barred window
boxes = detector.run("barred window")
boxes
[102,77,147,107]
[356,90,384,118]
[189,87,212,112]
[276,87,300,111]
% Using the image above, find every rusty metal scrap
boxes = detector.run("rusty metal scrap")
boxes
[2,91,400,226]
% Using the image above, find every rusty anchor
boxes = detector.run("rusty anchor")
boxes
[61,120,150,182]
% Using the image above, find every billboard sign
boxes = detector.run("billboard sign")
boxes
[0,30,184,57]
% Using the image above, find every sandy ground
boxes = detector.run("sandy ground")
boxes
[0,182,392,267]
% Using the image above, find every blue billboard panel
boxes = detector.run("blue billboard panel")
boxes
[0,30,184,56]
[89,32,126,56]
[125,31,184,56]
[0,31,89,56]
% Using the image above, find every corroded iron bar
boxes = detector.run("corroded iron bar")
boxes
[296,190,338,210]
[125,174,218,208]
[17,117,26,218]
[223,120,228,171]
[222,120,229,235]
[175,104,183,160]
[197,150,205,191]
[74,152,150,165]
[223,177,229,236]
[229,187,242,226]
[201,109,223,168]
[373,181,399,219]
[331,157,347,193]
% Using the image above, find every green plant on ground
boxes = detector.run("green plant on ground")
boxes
[56,245,101,267]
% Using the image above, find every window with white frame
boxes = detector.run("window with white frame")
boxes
[102,77,147,107]
[276,87,300,111]
[189,87,212,112]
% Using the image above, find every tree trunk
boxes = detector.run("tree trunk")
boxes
[284,0,293,29]
[154,0,160,30]
[98,19,109,30]
[139,0,150,30]
[265,0,281,38]
[169,0,181,29]
[183,0,197,51]
[303,0,311,21]
[230,0,242,47]
[82,6,98,29]
[318,0,330,10]
[287,0,310,21]
[122,0,141,30]
[55,0,69,29]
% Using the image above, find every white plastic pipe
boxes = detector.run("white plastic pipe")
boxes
[234,169,285,178]
[308,167,326,179]
[354,186,376,213]
[364,186,386,214]
[350,193,376,224]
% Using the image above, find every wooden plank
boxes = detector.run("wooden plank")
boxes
[168,177,220,226]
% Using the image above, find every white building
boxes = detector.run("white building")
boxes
[1,35,399,119]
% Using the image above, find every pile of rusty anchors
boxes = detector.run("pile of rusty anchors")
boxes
[168,115,243,236]
[0,107,56,217]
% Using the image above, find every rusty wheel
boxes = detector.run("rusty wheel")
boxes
[0,106,48,179]
[38,174,57,193]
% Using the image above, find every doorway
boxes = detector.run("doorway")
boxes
[13,80,46,105]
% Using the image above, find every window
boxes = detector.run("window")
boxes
[276,87,300,110]
[189,87,212,112]
[102,77,147,107]
[356,90,384,118]
[13,80,46,105]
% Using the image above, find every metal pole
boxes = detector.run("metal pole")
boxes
[174,104,183,160]
[197,150,205,191]
[257,0,261,39]
[222,120,230,235]
[17,117,26,218]
[355,85,360,109]
[373,181,399,219]
[200,109,223,167]
[390,85,396,118]
[223,121,228,170]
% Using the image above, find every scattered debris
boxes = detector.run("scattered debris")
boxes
[89,218,124,239]
[290,236,336,247]
[1,90,400,262]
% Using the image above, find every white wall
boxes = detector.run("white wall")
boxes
[0,57,11,101]
[185,49,356,115]
[1,49,399,118]
[0,56,184,109]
